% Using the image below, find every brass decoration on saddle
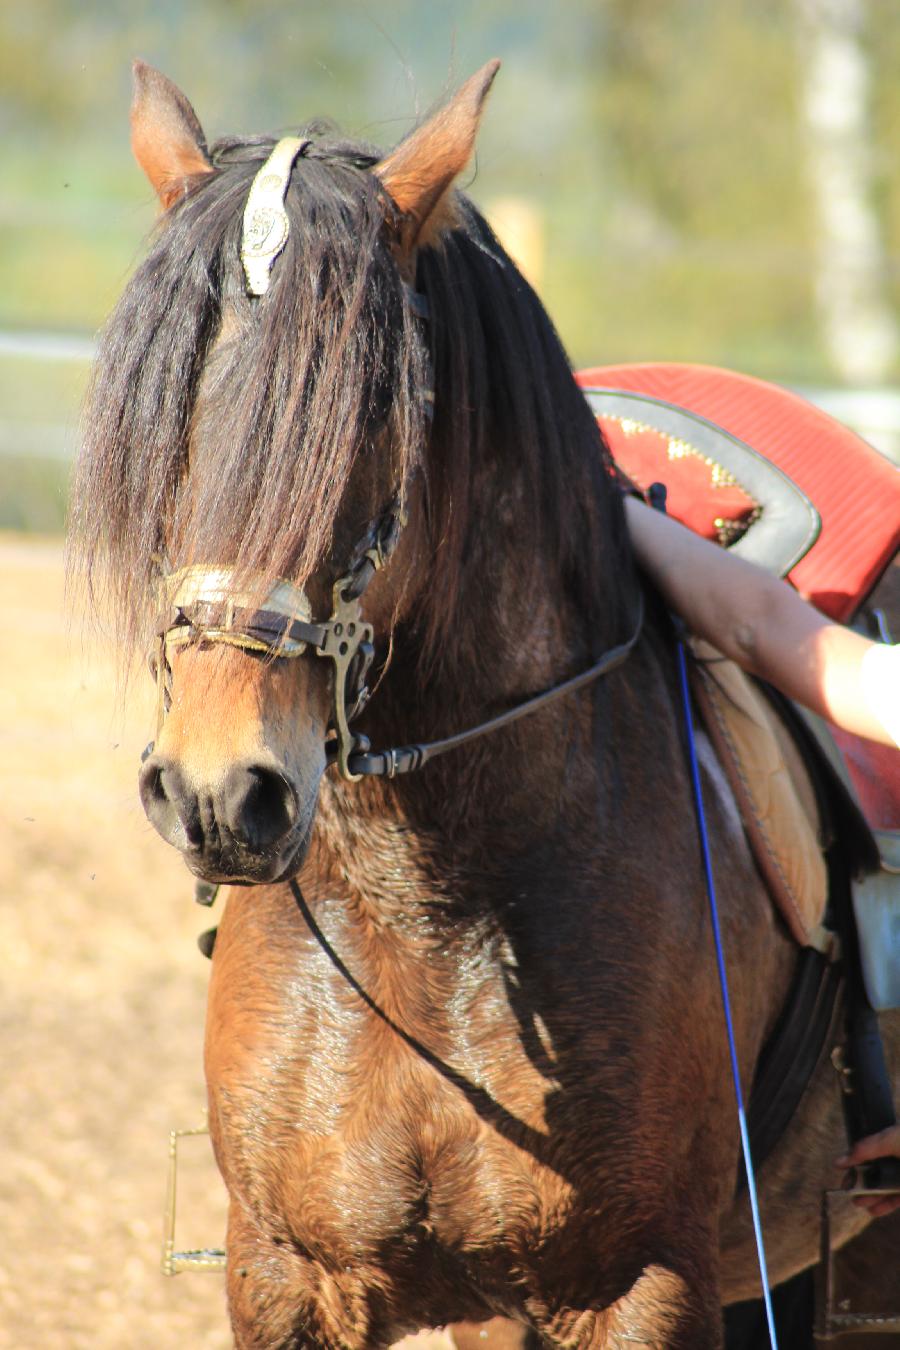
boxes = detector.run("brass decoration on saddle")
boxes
[241,137,310,296]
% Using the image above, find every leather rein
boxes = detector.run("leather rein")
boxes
[149,137,645,782]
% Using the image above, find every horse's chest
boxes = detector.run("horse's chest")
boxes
[207,926,562,1265]
[214,1045,558,1269]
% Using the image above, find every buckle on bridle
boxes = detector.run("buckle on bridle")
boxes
[315,573,375,781]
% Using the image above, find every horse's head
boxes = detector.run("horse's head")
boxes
[73,61,627,885]
[72,61,500,884]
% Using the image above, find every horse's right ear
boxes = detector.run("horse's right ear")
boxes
[130,60,213,210]
[375,60,500,255]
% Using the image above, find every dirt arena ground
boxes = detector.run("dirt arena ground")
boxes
[0,536,460,1349]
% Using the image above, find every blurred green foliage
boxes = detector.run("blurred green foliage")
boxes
[3,0,899,372]
[1,1,899,531]
[0,456,69,532]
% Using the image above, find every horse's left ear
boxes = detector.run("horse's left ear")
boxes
[375,60,500,254]
[130,60,214,210]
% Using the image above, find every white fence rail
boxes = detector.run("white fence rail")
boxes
[1,330,899,466]
[0,331,96,362]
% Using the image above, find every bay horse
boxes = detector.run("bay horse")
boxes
[71,60,898,1349]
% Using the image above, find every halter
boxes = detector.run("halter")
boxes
[149,138,645,781]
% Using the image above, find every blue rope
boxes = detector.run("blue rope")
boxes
[675,638,780,1349]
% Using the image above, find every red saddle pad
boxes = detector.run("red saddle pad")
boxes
[577,362,900,622]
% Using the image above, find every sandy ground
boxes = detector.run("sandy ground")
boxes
[0,536,462,1349]
[1,535,235,1348]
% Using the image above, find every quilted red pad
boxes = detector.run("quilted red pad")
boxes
[577,362,900,622]
[594,415,760,543]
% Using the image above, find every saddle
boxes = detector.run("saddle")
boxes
[688,643,900,1012]
[576,361,900,618]
[577,362,900,1010]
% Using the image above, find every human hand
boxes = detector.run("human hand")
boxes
[836,1127,900,1217]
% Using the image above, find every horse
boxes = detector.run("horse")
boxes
[70,60,899,1349]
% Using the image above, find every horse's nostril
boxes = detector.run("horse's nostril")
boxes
[223,763,297,853]
[138,755,203,850]
[139,755,298,864]
[142,762,166,805]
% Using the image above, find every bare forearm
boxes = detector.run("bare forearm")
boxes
[624,496,893,744]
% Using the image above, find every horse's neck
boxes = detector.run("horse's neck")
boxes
[308,433,655,914]
[310,578,666,922]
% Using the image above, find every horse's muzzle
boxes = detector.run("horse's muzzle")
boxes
[138,754,308,883]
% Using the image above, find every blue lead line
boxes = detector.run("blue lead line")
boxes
[675,639,780,1350]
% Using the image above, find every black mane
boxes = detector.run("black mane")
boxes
[71,120,633,670]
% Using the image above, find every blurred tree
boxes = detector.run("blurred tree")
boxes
[795,0,898,384]
[0,0,898,384]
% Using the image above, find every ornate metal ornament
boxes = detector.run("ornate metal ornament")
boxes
[161,1120,225,1276]
[815,1182,900,1338]
[241,137,309,296]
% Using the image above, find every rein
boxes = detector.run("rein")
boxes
[344,592,644,778]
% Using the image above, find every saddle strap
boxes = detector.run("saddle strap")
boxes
[689,639,829,948]
[743,948,844,1184]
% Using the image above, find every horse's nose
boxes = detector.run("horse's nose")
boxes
[138,755,297,858]
[219,762,298,852]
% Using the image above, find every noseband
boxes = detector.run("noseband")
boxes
[153,502,403,781]
[150,137,645,782]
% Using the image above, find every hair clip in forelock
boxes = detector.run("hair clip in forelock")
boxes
[241,137,310,297]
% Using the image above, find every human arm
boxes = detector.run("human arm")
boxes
[624,495,896,747]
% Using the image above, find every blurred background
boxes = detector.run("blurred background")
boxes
[2,3,900,1346]
[4,0,900,533]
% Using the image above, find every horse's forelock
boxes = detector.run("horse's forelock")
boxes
[71,127,427,660]
[71,122,632,675]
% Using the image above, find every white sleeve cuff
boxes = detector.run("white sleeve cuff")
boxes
[860,643,900,749]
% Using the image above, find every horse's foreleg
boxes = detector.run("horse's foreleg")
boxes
[529,1262,722,1350]
[225,1206,387,1350]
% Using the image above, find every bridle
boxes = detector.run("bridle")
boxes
[153,500,405,781]
[149,137,645,783]
[152,532,644,783]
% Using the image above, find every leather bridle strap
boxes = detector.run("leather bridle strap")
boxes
[337,590,645,778]
[162,603,328,654]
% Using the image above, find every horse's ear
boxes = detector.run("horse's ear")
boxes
[375,60,500,254]
[130,60,213,210]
